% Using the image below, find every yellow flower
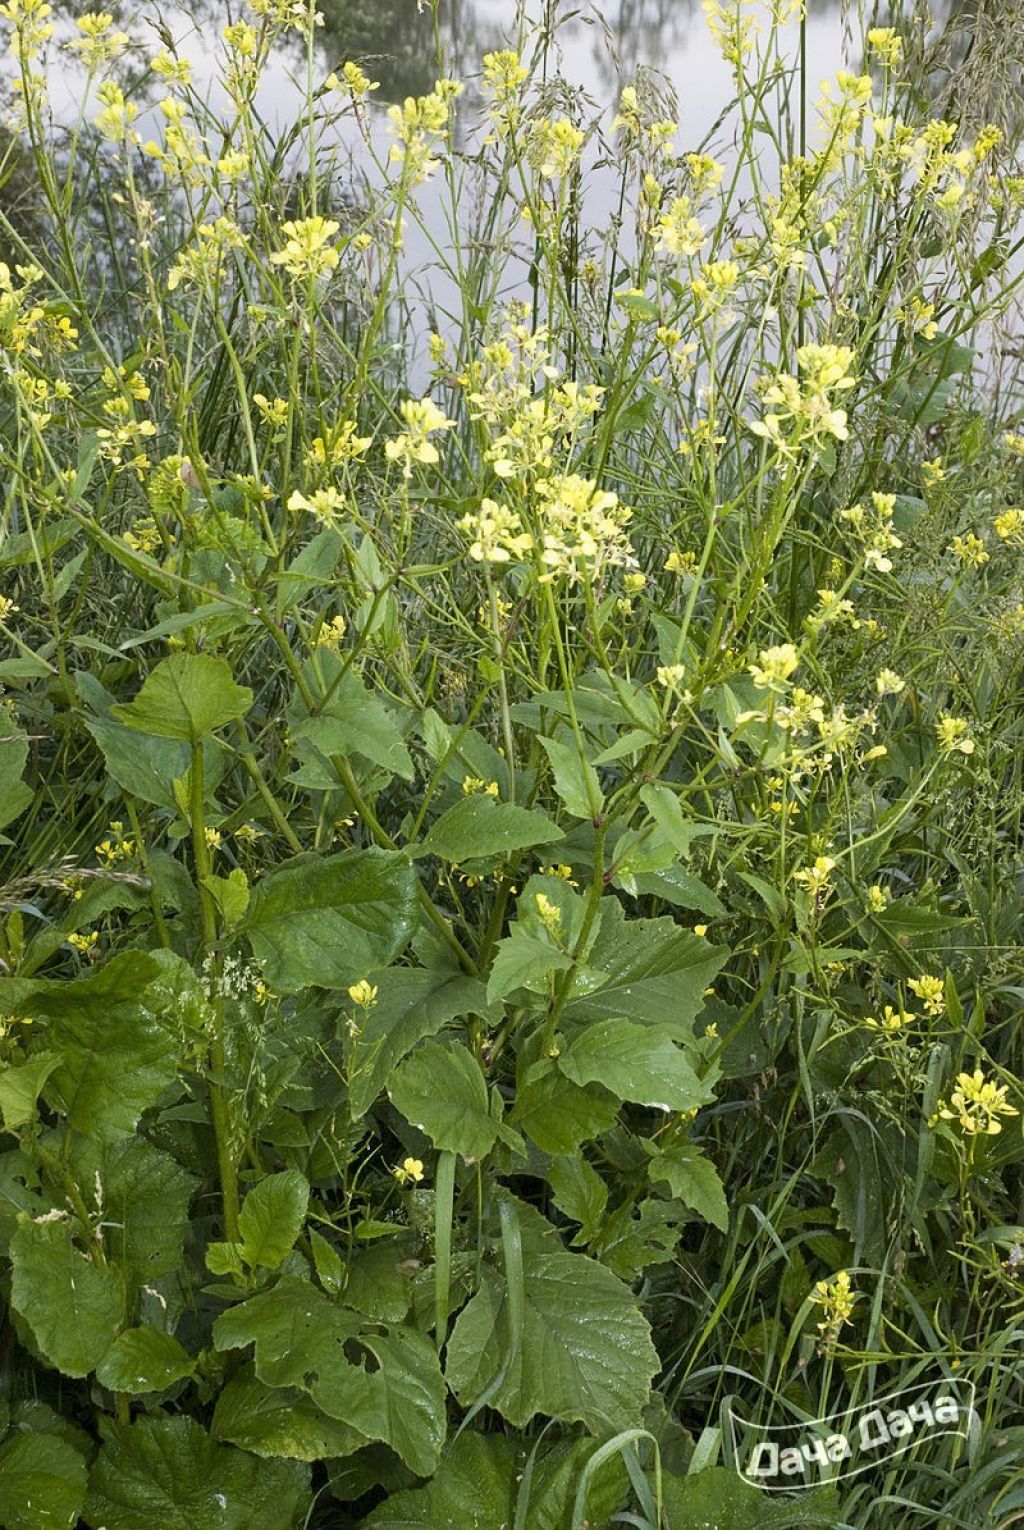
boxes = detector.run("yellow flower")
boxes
[908,974,945,1016]
[748,642,799,691]
[813,1270,856,1342]
[461,777,499,797]
[68,930,99,956]
[951,533,989,567]
[347,979,379,1007]
[875,669,905,696]
[934,1069,1018,1136]
[385,396,455,478]
[204,827,222,850]
[793,855,837,893]
[867,27,903,67]
[994,508,1024,546]
[864,1004,913,1032]
[936,715,975,756]
[314,614,346,649]
[393,1155,425,1184]
[270,216,341,281]
[866,884,890,912]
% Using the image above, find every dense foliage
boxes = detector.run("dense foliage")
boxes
[1,0,1023,1524]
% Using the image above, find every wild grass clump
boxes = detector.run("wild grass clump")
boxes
[0,0,1023,1524]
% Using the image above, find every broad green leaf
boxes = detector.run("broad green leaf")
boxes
[96,1328,194,1394]
[348,970,489,1120]
[563,903,728,1037]
[446,1248,658,1431]
[486,928,573,1005]
[524,1435,629,1530]
[83,1415,310,1530]
[631,864,726,917]
[0,710,33,831]
[85,713,191,808]
[213,1276,446,1476]
[414,795,563,863]
[4,953,183,1143]
[238,1169,309,1269]
[292,662,414,781]
[0,1431,88,1530]
[661,1467,839,1527]
[112,652,252,741]
[509,1062,618,1153]
[539,734,603,820]
[649,1144,729,1230]
[389,1040,497,1160]
[560,1020,712,1111]
[10,1215,124,1377]
[212,1367,365,1461]
[363,1432,518,1528]
[547,1153,607,1244]
[201,868,250,926]
[638,783,707,859]
[0,1051,61,1131]
[80,1135,197,1286]
[243,849,417,992]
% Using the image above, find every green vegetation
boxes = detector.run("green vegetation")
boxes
[1,0,1023,1524]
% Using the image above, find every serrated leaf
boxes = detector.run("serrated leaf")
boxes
[362,1432,518,1528]
[414,794,563,863]
[649,1144,729,1230]
[348,970,488,1120]
[212,1367,364,1461]
[547,1153,607,1243]
[213,1276,446,1475]
[83,1415,310,1530]
[238,1170,309,1269]
[560,1019,711,1111]
[486,928,573,1005]
[96,1327,194,1394]
[661,1466,839,1527]
[243,849,417,993]
[562,903,727,1037]
[3,952,183,1142]
[446,1248,658,1431]
[292,662,414,782]
[112,653,252,741]
[0,1051,61,1131]
[201,868,249,926]
[389,1040,497,1160]
[509,1062,618,1153]
[539,734,603,820]
[0,1431,88,1530]
[10,1215,125,1377]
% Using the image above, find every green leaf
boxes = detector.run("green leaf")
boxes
[547,1153,607,1244]
[84,708,191,809]
[4,952,183,1142]
[631,864,726,916]
[112,653,252,741]
[661,1467,839,1527]
[212,1367,364,1461]
[10,1215,124,1377]
[0,1051,61,1131]
[524,1435,629,1530]
[243,849,417,993]
[0,1432,88,1530]
[486,928,573,1005]
[213,1276,446,1476]
[446,1248,658,1431]
[389,1041,497,1160]
[238,1169,309,1270]
[84,1135,197,1286]
[348,970,489,1120]
[561,1020,712,1111]
[563,903,727,1038]
[539,734,603,820]
[201,867,250,927]
[649,1144,729,1230]
[362,1433,518,1528]
[0,710,33,832]
[96,1328,194,1394]
[415,794,563,863]
[292,661,414,781]
[509,1061,618,1153]
[83,1415,310,1530]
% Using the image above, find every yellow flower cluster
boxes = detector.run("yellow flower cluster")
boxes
[751,344,856,457]
[933,1070,1019,1136]
[384,397,455,478]
[841,491,903,573]
[387,85,456,184]
[270,216,341,281]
